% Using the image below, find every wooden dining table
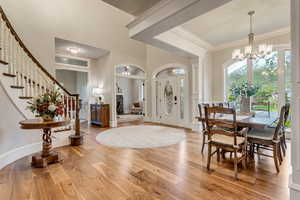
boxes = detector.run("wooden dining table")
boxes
[196,111,278,129]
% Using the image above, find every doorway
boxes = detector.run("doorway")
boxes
[153,65,188,127]
[113,64,147,125]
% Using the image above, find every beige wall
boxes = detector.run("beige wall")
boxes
[211,33,290,101]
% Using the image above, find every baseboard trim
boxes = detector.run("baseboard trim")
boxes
[110,120,117,128]
[0,132,71,170]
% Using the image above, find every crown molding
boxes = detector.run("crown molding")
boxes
[211,27,290,52]
[171,26,213,50]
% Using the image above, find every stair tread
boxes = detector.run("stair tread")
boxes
[0,60,8,65]
[3,73,16,77]
[19,96,33,99]
[11,85,24,89]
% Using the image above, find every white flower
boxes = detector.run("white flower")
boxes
[56,96,63,103]
[48,104,57,112]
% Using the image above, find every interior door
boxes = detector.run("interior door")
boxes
[158,77,179,124]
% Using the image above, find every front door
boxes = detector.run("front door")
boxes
[157,77,183,125]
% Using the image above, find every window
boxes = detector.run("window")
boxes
[55,56,89,67]
[226,59,247,101]
[285,50,292,104]
[253,51,279,111]
[225,48,291,114]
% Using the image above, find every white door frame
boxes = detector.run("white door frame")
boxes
[111,64,147,127]
[151,63,189,127]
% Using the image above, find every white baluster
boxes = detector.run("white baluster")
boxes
[0,17,3,60]
[0,20,5,61]
[14,40,19,86]
[8,31,12,74]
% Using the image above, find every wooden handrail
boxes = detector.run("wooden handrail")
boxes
[0,6,77,96]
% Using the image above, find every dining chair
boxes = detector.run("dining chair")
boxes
[204,106,248,180]
[251,101,271,117]
[247,105,286,173]
[282,103,290,150]
[198,103,209,153]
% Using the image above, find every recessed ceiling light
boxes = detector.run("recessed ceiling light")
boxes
[67,47,80,54]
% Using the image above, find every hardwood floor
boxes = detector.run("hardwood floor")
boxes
[0,122,289,200]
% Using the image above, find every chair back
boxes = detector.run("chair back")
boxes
[251,101,271,116]
[204,106,238,145]
[284,103,290,125]
[198,103,209,131]
[273,105,287,140]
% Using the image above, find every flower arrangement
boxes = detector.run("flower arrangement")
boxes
[230,82,259,98]
[27,90,64,121]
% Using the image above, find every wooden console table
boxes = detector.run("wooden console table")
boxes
[19,118,70,168]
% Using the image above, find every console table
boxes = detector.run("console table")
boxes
[19,118,70,168]
[90,104,110,127]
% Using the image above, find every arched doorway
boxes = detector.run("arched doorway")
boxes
[112,64,147,127]
[152,64,189,127]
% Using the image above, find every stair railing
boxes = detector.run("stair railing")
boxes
[0,7,82,145]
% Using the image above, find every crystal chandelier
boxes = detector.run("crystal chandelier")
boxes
[232,11,273,60]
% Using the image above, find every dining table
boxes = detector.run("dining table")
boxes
[196,111,278,129]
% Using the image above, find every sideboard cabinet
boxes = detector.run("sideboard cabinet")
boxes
[90,104,110,127]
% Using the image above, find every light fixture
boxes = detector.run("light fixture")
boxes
[67,47,80,54]
[92,87,104,104]
[232,11,273,60]
[122,66,130,76]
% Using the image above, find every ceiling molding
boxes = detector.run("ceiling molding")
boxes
[170,26,213,50]
[211,27,290,52]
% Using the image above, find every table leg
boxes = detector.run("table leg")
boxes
[31,128,60,168]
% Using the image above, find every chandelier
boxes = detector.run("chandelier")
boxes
[232,11,273,60]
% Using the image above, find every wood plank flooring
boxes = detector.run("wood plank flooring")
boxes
[0,121,289,200]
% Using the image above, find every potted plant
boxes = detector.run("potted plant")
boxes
[230,82,259,113]
[27,90,64,121]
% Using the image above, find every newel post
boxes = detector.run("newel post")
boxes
[69,94,83,146]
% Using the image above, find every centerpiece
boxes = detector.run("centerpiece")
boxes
[27,89,64,121]
[230,82,259,113]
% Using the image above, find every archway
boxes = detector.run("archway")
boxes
[111,64,147,127]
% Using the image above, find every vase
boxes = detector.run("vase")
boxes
[240,96,250,113]
[42,115,54,122]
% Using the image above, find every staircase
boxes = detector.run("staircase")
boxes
[0,7,82,145]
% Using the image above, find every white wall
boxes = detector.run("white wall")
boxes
[56,69,77,93]
[211,33,290,101]
[0,85,40,155]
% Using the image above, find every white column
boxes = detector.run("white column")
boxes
[290,0,300,199]
[191,53,206,132]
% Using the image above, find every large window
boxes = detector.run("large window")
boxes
[226,59,247,101]
[225,48,291,114]
[253,51,279,111]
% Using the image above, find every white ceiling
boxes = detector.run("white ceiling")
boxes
[181,0,290,46]
[101,0,162,16]
[55,38,109,59]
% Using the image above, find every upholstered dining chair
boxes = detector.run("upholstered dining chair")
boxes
[247,105,286,173]
[204,106,248,180]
